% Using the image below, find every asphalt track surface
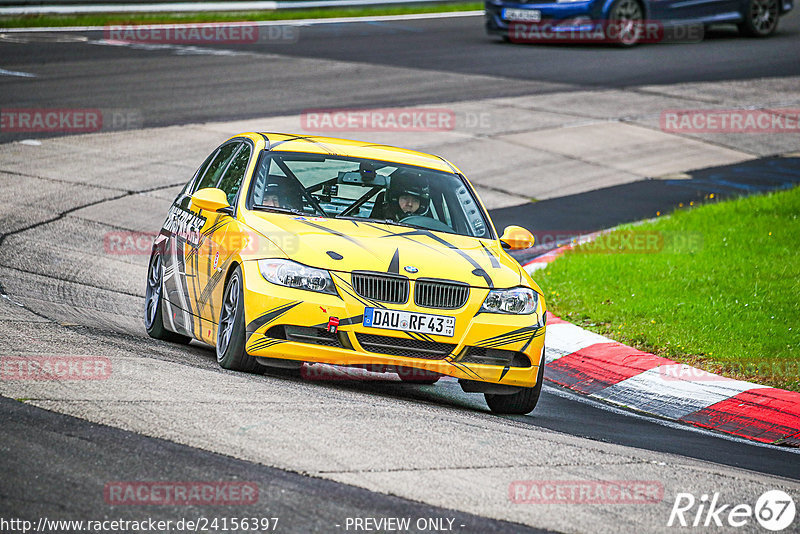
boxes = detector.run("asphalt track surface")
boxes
[1,11,800,533]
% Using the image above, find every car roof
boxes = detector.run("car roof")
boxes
[239,132,459,174]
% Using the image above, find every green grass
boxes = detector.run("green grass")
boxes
[0,3,482,28]
[537,187,800,392]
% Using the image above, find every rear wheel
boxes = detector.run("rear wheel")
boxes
[144,251,191,344]
[485,359,544,415]
[738,0,779,36]
[216,266,263,373]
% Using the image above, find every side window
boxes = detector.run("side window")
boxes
[217,144,251,205]
[194,142,239,192]
[178,151,216,205]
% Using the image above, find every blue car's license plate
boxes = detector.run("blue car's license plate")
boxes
[502,8,542,22]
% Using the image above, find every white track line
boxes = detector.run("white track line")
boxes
[0,68,37,77]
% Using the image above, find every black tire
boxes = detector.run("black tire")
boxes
[738,0,779,37]
[607,0,645,46]
[485,358,545,415]
[216,265,263,373]
[144,250,192,344]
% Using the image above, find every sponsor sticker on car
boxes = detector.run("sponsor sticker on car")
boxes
[502,8,542,22]
[363,307,455,337]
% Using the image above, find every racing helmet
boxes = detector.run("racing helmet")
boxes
[387,169,430,216]
[260,176,302,209]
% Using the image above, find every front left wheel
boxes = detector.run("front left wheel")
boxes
[607,0,645,46]
[485,357,545,415]
[144,250,191,344]
[216,265,263,373]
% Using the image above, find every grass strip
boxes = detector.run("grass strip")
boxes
[0,3,482,28]
[537,187,800,392]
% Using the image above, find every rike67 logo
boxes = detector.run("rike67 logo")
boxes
[668,490,796,531]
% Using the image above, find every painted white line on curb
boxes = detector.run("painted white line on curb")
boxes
[0,10,485,33]
[591,365,770,420]
[545,322,610,361]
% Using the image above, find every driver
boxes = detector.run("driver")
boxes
[255,177,303,211]
[383,170,430,222]
[261,181,285,207]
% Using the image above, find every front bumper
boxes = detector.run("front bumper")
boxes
[485,1,598,34]
[240,261,546,388]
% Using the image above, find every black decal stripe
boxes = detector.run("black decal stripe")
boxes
[365,223,447,255]
[521,331,542,352]
[245,301,301,338]
[392,229,494,288]
[296,220,375,255]
[475,326,540,346]
[480,241,501,269]
[388,248,400,274]
[268,135,334,153]
[477,336,540,349]
[331,273,381,308]
[248,338,286,352]
[449,360,482,380]
[499,366,511,381]
[201,217,230,237]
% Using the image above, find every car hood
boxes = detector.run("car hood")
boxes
[243,212,524,289]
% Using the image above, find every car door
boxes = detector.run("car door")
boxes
[159,148,217,338]
[160,141,237,338]
[193,141,253,343]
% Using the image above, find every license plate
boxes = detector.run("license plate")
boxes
[502,8,541,22]
[363,308,455,337]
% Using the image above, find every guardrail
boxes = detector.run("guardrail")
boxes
[0,0,467,15]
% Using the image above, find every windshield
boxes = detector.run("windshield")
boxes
[247,152,492,238]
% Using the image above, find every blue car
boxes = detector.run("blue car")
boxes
[485,0,794,44]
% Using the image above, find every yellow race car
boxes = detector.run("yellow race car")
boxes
[145,133,546,414]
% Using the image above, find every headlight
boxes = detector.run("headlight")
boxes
[480,287,538,315]
[257,259,337,295]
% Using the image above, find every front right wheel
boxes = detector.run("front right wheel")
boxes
[485,358,545,415]
[216,265,263,373]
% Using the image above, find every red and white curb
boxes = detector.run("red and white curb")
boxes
[525,247,800,447]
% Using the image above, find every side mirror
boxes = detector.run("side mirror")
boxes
[191,188,233,214]
[500,225,535,250]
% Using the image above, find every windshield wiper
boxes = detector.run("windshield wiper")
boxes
[251,205,317,217]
